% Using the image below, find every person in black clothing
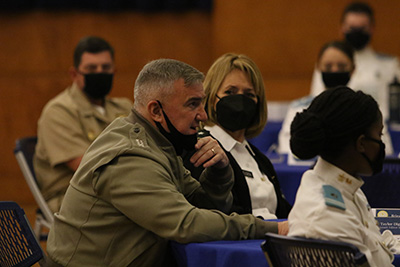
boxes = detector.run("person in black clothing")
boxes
[183,53,291,219]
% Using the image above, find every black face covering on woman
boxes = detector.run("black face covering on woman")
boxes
[154,101,197,155]
[83,73,114,99]
[215,94,258,132]
[361,136,386,175]
[321,72,351,89]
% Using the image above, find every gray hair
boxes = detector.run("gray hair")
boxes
[133,59,204,109]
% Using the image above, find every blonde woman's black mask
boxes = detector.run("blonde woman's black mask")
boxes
[216,94,258,132]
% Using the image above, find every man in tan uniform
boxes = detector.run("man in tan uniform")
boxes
[47,59,288,266]
[34,36,132,213]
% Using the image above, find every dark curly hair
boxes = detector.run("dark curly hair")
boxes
[290,86,379,160]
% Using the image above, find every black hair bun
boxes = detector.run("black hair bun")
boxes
[290,111,326,160]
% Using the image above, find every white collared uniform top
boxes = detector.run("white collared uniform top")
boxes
[288,158,394,267]
[278,96,314,154]
[94,105,106,116]
[206,124,277,219]
[310,46,400,118]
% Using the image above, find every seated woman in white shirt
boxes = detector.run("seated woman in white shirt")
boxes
[279,40,394,155]
[278,40,355,154]
[183,53,291,220]
[288,86,394,267]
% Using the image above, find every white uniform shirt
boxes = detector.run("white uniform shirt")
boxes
[94,105,106,116]
[310,46,400,117]
[278,96,314,154]
[288,158,394,267]
[206,124,278,219]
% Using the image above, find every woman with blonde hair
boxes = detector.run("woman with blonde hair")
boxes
[184,53,291,219]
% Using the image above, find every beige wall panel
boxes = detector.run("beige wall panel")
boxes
[212,0,400,100]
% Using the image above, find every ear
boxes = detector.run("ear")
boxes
[69,66,78,80]
[147,100,163,122]
[356,134,367,153]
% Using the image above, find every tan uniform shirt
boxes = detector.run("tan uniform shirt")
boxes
[47,110,278,267]
[288,157,394,267]
[34,83,132,212]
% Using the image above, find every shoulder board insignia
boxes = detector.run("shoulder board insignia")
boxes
[130,125,150,149]
[322,185,346,210]
[292,96,314,108]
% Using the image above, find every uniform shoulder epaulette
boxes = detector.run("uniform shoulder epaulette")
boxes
[292,96,314,108]
[322,185,346,210]
[130,123,150,149]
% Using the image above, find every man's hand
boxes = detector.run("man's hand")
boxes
[278,221,289,235]
[189,136,229,169]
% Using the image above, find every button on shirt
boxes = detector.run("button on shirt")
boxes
[288,157,394,267]
[206,125,278,219]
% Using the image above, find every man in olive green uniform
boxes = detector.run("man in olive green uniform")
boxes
[47,59,288,267]
[34,36,132,213]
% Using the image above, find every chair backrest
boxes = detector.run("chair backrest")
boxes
[14,137,54,224]
[248,121,283,154]
[0,201,45,267]
[361,158,400,208]
[261,233,369,267]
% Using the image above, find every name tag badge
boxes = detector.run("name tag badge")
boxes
[242,170,254,178]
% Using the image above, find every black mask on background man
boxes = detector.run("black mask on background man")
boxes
[322,72,351,89]
[154,101,197,155]
[361,136,386,175]
[216,94,258,132]
[345,29,371,50]
[83,73,113,99]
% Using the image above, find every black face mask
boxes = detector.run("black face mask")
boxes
[361,136,386,175]
[321,72,351,89]
[216,94,258,132]
[154,101,197,155]
[83,73,113,99]
[345,29,371,50]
